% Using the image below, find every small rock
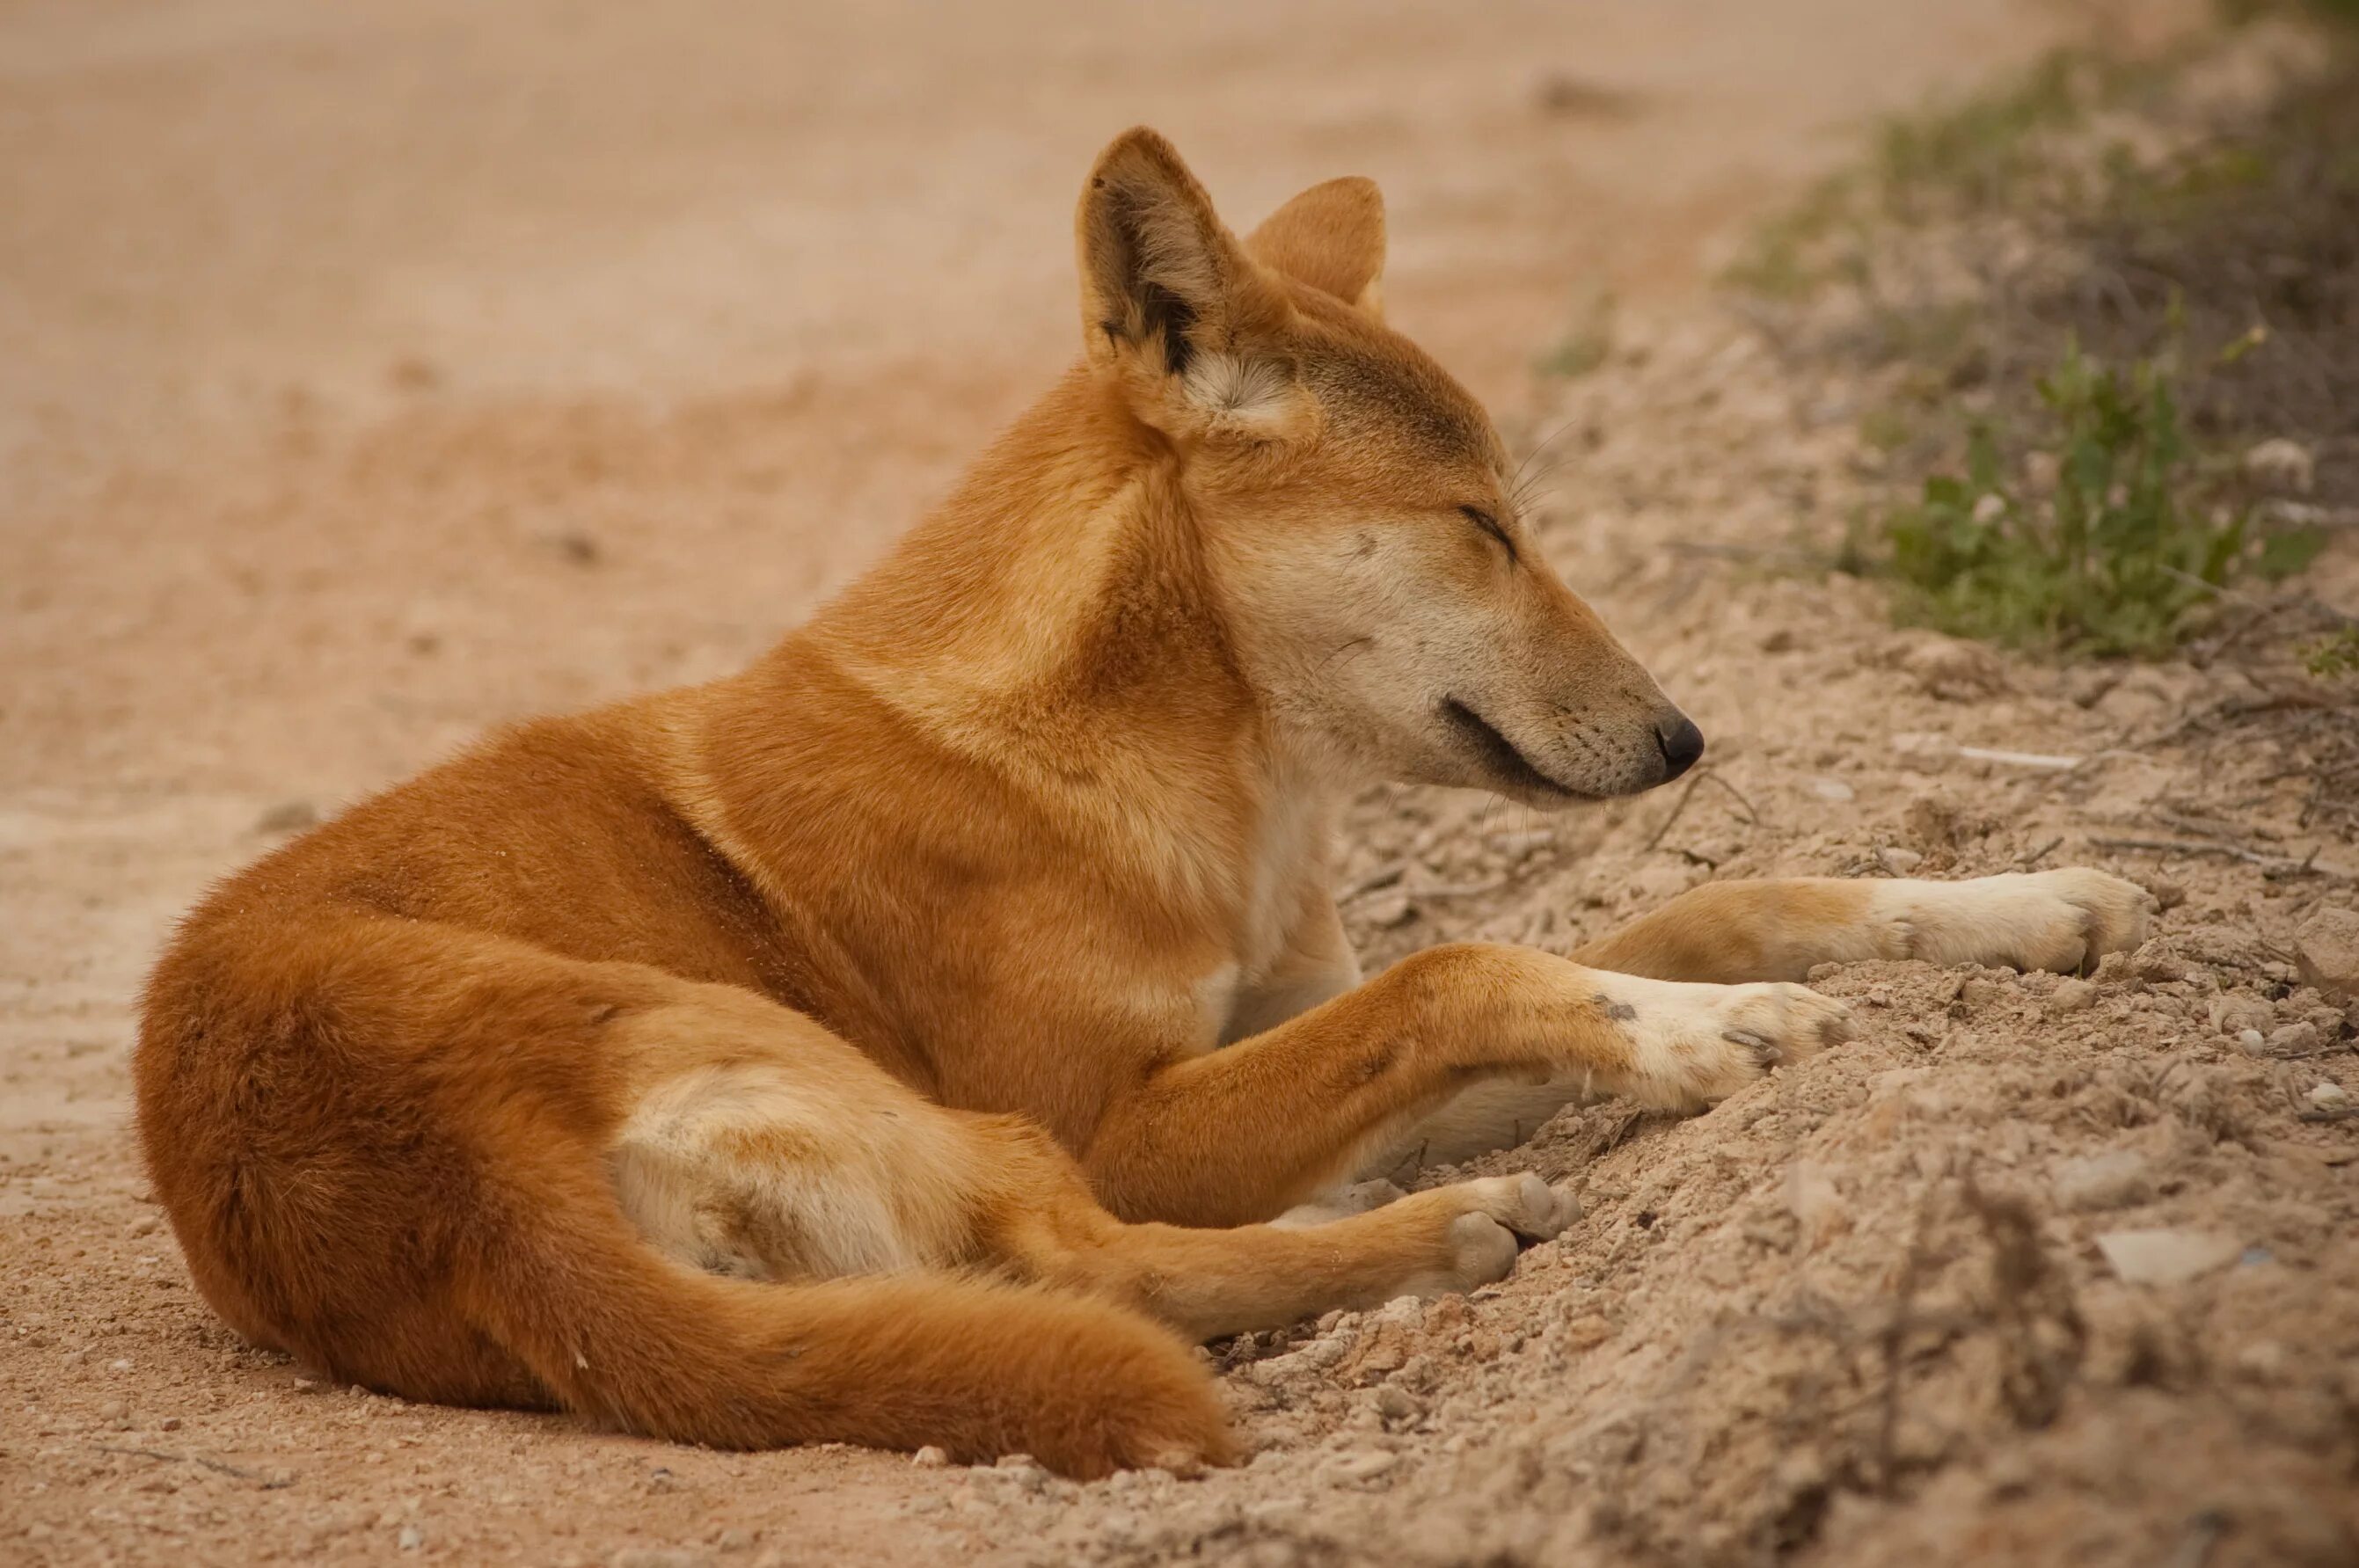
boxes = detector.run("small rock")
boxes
[1559,1312,1613,1350]
[2294,907,2359,1000]
[2309,1082,2351,1112]
[715,1528,755,1553]
[2096,1229,2243,1287]
[398,1524,423,1552]
[2269,1022,2323,1056]
[2236,1029,2268,1056]
[159,1416,181,1432]
[99,1400,129,1420]
[2048,978,2099,1016]
[1245,1331,1354,1384]
[1892,733,1954,773]
[2209,996,2274,1038]
[1362,891,1415,929]
[1372,1385,1421,1422]
[1897,633,2009,700]
[1959,977,1999,1009]
[2053,1149,2150,1212]
[911,1446,949,1469]
[1808,777,1857,803]
[1877,847,1924,875]
[2243,436,2315,494]
[992,1459,1049,1493]
[128,1214,161,1237]
[1329,1450,1399,1484]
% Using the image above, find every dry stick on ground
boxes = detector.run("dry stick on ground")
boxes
[2013,835,2064,870]
[2090,836,2348,881]
[91,1445,293,1488]
[1641,766,1762,853]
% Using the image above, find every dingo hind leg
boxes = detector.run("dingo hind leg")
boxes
[609,984,1577,1351]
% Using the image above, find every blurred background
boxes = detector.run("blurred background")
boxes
[3,1,2168,808]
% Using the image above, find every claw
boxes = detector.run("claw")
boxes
[1724,1027,1782,1065]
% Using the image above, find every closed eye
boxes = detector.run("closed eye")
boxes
[1459,505,1517,564]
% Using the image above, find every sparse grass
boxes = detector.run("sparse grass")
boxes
[1720,25,2359,663]
[1873,339,2323,656]
[1533,291,1617,380]
[1714,50,2146,300]
[2308,625,2359,677]
[1715,173,1863,300]
[1873,51,2085,218]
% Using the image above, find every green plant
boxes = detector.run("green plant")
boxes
[1876,339,2323,656]
[2307,625,2359,677]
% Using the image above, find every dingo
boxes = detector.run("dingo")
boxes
[137,128,2151,1477]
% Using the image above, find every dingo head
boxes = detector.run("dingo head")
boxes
[1077,128,1700,806]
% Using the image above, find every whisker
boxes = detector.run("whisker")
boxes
[1510,412,1589,493]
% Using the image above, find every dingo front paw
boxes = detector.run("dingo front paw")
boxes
[1872,869,2157,974]
[1601,978,1854,1110]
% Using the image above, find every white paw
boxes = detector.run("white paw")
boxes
[1872,869,2156,974]
[1605,977,1855,1110]
[1399,1174,1580,1295]
[1457,1172,1579,1241]
[1441,1211,1520,1290]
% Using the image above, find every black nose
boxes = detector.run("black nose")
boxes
[1656,715,1705,779]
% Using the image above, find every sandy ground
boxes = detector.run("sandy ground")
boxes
[13,2,2355,1565]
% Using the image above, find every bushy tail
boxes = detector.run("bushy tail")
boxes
[457,1160,1234,1479]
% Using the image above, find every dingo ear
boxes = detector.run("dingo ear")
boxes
[1077,128,1302,434]
[1246,178,1386,317]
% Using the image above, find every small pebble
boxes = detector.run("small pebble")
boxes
[2047,978,2098,1015]
[2097,1229,2242,1287]
[128,1214,161,1237]
[2309,1082,2350,1112]
[2053,1149,2150,1213]
[398,1524,423,1552]
[911,1446,949,1469]
[2268,1022,2322,1056]
[2236,1029,2268,1056]
[2294,906,2358,1000]
[1330,1450,1400,1484]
